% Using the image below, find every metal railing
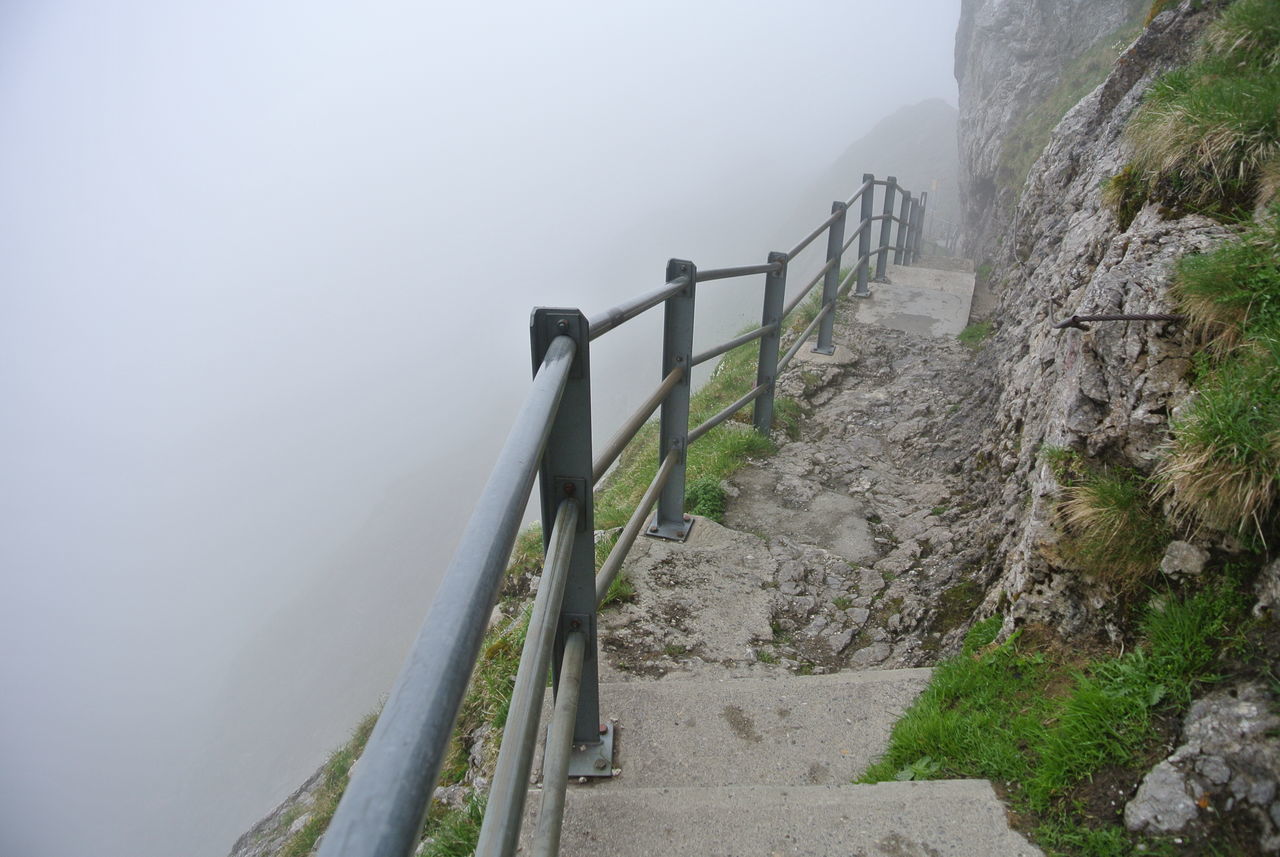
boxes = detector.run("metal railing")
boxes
[315,172,928,857]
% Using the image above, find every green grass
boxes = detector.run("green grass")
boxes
[1173,209,1280,347]
[1118,0,1280,219]
[276,711,380,857]
[860,584,1251,855]
[957,321,993,348]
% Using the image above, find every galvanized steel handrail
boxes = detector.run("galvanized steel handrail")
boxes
[318,171,930,857]
[474,497,579,857]
[592,366,685,484]
[315,335,577,857]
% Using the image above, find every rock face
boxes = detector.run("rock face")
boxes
[955,0,1145,259]
[961,1,1222,637]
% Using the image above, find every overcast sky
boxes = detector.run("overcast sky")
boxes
[0,3,960,855]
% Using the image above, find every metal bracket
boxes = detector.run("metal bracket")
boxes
[645,511,693,542]
[561,613,595,659]
[564,721,614,778]
[552,477,590,531]
[530,308,588,379]
[811,343,836,356]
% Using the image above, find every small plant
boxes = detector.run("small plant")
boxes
[756,648,779,664]
[685,476,728,522]
[833,596,853,610]
[957,321,993,348]
[1058,466,1170,591]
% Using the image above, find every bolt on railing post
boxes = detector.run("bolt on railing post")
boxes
[874,176,897,284]
[894,190,912,265]
[813,201,847,355]
[752,251,788,435]
[855,173,875,298]
[650,259,695,541]
[529,308,603,770]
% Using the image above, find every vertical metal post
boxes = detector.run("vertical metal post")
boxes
[812,201,846,355]
[907,197,922,265]
[855,173,875,298]
[916,191,929,259]
[873,177,897,284]
[894,190,912,265]
[650,259,695,541]
[529,308,605,773]
[752,251,787,434]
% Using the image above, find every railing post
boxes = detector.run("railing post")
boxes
[650,259,695,541]
[812,201,847,355]
[894,190,912,265]
[752,251,788,435]
[855,173,875,298]
[915,191,929,259]
[874,176,897,284]
[529,308,609,777]
[907,196,922,265]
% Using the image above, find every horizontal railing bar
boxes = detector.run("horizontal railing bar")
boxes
[316,335,578,857]
[592,366,684,484]
[696,261,783,281]
[786,207,844,259]
[780,256,837,321]
[776,300,834,374]
[842,177,875,210]
[595,452,679,605]
[474,497,579,857]
[688,382,769,444]
[587,276,690,341]
[531,629,587,857]
[840,218,871,256]
[690,323,776,368]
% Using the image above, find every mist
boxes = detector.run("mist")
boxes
[0,3,960,855]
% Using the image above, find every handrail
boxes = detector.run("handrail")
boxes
[315,335,577,857]
[587,275,690,340]
[592,366,684,484]
[688,382,769,444]
[690,322,776,368]
[474,497,579,857]
[697,261,784,281]
[595,451,680,604]
[317,170,929,857]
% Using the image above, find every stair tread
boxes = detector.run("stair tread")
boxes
[521,780,1044,856]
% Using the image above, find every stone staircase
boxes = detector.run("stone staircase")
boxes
[523,668,1041,856]
[520,263,1043,855]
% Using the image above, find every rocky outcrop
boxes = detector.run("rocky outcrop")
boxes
[962,1,1221,636]
[955,0,1145,259]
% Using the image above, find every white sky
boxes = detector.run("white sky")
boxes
[0,2,960,855]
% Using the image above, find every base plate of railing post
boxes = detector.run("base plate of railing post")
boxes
[810,344,835,356]
[566,722,615,778]
[644,513,693,542]
[871,275,890,285]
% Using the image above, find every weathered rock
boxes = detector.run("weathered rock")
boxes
[1159,541,1209,580]
[1126,683,1280,851]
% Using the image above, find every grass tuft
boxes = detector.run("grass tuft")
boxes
[1172,209,1280,348]
[1123,0,1280,218]
[1057,466,1170,591]
[957,321,993,348]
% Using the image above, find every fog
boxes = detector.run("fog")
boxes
[0,3,959,855]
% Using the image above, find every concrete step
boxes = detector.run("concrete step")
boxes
[852,263,975,337]
[521,780,1044,856]
[588,669,932,787]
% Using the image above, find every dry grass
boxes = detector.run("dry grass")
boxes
[1058,467,1171,591]
[1123,0,1280,218]
[1158,336,1280,543]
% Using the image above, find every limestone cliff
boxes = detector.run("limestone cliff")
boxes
[955,0,1147,259]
